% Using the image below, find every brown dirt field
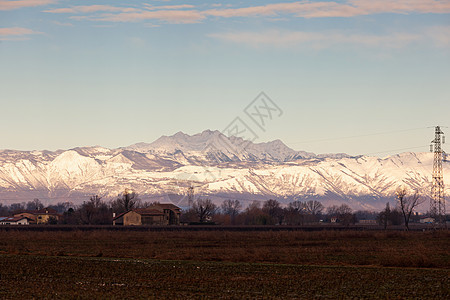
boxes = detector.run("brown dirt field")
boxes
[0,230,448,268]
[0,229,448,298]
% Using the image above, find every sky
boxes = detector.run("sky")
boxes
[0,0,449,156]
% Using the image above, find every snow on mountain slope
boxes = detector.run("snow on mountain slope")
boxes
[0,131,448,210]
[126,130,315,163]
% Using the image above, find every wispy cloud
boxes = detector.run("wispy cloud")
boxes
[205,0,450,18]
[51,20,73,27]
[44,4,204,24]
[44,5,139,14]
[425,26,450,47]
[95,10,205,24]
[209,28,449,49]
[0,27,42,40]
[0,0,56,11]
[143,4,195,10]
[41,1,450,25]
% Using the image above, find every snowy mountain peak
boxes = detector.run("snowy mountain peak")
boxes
[1,130,446,211]
[126,130,301,163]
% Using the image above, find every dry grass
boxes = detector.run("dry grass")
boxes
[0,229,449,298]
[0,230,448,268]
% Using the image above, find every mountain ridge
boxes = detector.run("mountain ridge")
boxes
[0,130,447,211]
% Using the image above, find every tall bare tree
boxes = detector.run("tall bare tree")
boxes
[26,198,44,211]
[113,188,140,213]
[396,186,423,230]
[304,200,324,215]
[262,199,284,225]
[221,199,242,224]
[285,201,306,225]
[243,201,265,225]
[193,198,217,223]
[378,202,391,229]
[79,195,111,225]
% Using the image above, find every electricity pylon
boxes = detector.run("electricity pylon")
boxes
[187,185,194,209]
[430,126,446,226]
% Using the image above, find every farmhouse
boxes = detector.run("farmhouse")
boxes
[113,204,181,226]
[13,212,37,223]
[0,216,33,225]
[14,208,61,224]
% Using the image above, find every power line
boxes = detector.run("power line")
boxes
[286,127,428,145]
[362,145,429,156]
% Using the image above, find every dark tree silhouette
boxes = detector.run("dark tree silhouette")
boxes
[9,202,25,213]
[221,199,242,224]
[113,189,140,213]
[262,199,283,225]
[26,199,44,211]
[79,195,111,225]
[378,202,391,229]
[396,187,423,230]
[285,201,306,225]
[193,198,217,223]
[304,200,324,215]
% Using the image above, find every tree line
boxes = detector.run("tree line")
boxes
[183,198,367,226]
[0,189,145,225]
[0,186,443,229]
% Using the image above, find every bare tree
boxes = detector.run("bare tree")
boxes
[289,200,305,212]
[338,204,355,225]
[326,204,354,225]
[221,199,242,224]
[378,202,391,229]
[112,188,140,213]
[326,205,339,216]
[396,187,423,230]
[285,201,306,225]
[243,201,266,225]
[9,202,25,213]
[304,200,324,215]
[193,198,217,223]
[262,199,284,225]
[26,198,44,211]
[0,203,8,216]
[48,202,73,214]
[79,195,111,225]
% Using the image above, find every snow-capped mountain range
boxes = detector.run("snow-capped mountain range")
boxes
[0,130,448,211]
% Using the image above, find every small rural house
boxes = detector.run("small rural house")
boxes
[13,212,37,223]
[14,207,61,224]
[113,203,181,226]
[34,208,61,224]
[0,216,33,225]
[420,217,435,224]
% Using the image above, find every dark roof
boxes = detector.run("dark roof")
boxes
[134,208,165,216]
[113,209,165,221]
[35,208,59,215]
[13,212,36,216]
[15,208,60,215]
[152,203,181,210]
[113,212,127,221]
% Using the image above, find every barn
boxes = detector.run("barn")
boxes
[113,204,181,226]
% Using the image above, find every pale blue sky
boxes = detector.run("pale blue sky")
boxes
[1,0,449,156]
